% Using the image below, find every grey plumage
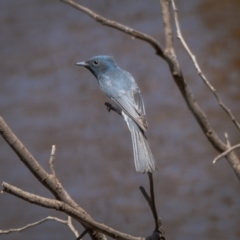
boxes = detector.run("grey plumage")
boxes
[76,55,157,173]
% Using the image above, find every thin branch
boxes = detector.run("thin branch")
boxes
[0,116,69,202]
[139,186,151,206]
[0,216,67,235]
[171,0,240,131]
[140,174,165,240]
[147,173,160,230]
[67,216,79,238]
[0,116,105,240]
[49,145,56,176]
[0,214,79,238]
[2,182,144,240]
[61,0,164,58]
[160,0,224,148]
[76,229,89,240]
[213,143,240,164]
[224,132,231,147]
[0,116,89,211]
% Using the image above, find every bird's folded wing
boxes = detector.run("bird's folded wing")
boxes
[112,90,148,131]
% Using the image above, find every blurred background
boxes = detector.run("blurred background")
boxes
[0,0,240,239]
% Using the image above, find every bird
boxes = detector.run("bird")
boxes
[76,55,157,173]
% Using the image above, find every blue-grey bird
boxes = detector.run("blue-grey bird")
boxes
[76,55,157,173]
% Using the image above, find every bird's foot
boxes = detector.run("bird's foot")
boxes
[104,102,122,116]
[105,102,114,112]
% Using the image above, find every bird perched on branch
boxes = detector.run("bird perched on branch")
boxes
[76,55,157,173]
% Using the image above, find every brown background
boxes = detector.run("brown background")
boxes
[0,0,240,239]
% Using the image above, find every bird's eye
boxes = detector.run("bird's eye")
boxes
[93,60,99,66]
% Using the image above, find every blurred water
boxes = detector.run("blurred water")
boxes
[0,0,240,240]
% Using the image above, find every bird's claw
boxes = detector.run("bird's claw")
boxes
[105,102,113,112]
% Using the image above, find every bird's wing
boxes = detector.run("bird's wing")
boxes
[116,92,148,131]
[100,69,148,131]
[111,80,148,131]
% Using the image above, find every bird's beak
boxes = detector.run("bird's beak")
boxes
[75,61,88,67]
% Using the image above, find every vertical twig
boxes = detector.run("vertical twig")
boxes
[67,216,79,238]
[139,173,165,239]
[49,145,56,176]
[147,173,160,230]
[224,132,231,147]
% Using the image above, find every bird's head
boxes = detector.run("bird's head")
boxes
[76,55,117,78]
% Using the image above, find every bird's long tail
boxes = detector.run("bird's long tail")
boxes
[123,113,157,173]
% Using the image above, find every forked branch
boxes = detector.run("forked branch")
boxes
[1,182,144,240]
[0,115,161,240]
[159,0,240,181]
[140,173,165,240]
[0,116,105,240]
[171,0,240,131]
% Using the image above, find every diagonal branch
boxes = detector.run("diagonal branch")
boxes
[61,0,164,57]
[0,116,73,204]
[171,0,240,131]
[76,229,89,240]
[158,0,240,181]
[0,116,105,240]
[2,182,144,240]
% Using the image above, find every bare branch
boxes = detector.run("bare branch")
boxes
[213,143,240,164]
[159,0,174,57]
[0,216,67,235]
[171,0,240,131]
[159,0,223,149]
[61,0,164,57]
[76,229,89,240]
[0,116,89,211]
[224,132,231,147]
[157,0,240,181]
[0,116,69,202]
[49,145,56,176]
[140,174,165,240]
[139,186,151,206]
[67,216,79,238]
[0,116,105,240]
[2,182,144,240]
[147,173,160,230]
[1,1,240,239]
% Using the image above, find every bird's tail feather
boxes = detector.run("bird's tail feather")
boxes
[123,114,157,173]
